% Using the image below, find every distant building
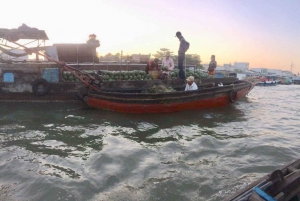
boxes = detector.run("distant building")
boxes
[202,63,234,73]
[233,62,249,72]
[131,54,151,63]
[247,70,261,76]
[223,65,234,72]
[251,68,268,74]
[282,70,294,77]
[250,68,294,77]
[223,63,232,68]
[223,63,234,71]
[266,69,282,76]
[201,61,294,77]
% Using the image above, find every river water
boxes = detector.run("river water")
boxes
[0,85,300,201]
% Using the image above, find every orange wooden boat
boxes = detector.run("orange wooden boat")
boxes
[78,77,257,113]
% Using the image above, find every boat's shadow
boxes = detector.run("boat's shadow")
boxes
[81,104,248,145]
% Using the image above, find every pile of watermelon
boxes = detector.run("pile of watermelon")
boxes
[62,71,81,82]
[170,69,209,79]
[62,69,209,82]
[101,70,152,81]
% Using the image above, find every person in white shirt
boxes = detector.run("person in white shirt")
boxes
[185,76,198,91]
[159,52,174,80]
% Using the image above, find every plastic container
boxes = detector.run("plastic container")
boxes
[3,73,14,83]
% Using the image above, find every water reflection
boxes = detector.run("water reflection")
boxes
[1,102,248,156]
[0,102,249,200]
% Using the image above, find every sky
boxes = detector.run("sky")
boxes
[2,0,300,72]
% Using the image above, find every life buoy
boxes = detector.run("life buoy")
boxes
[32,79,50,96]
[229,90,237,103]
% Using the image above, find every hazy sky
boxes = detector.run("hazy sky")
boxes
[2,0,300,72]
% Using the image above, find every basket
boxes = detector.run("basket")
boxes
[149,71,162,80]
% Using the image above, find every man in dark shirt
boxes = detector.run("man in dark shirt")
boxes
[145,58,159,74]
[175,31,188,79]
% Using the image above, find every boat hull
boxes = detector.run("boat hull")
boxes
[225,158,300,201]
[257,81,277,86]
[83,81,253,113]
[293,79,300,84]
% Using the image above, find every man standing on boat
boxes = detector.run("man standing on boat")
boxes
[145,58,159,74]
[175,31,189,80]
[208,55,217,76]
[159,52,174,80]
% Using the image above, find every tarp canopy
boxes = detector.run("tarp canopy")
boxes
[0,24,48,41]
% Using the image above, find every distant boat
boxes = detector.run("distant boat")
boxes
[278,77,293,85]
[257,76,278,86]
[293,77,300,85]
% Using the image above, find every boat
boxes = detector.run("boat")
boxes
[293,77,300,85]
[278,77,293,85]
[257,76,278,86]
[0,25,258,112]
[225,158,300,201]
[78,77,257,113]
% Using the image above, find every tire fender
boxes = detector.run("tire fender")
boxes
[229,90,237,103]
[32,79,51,96]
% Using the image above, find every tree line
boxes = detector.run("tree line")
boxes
[98,48,203,69]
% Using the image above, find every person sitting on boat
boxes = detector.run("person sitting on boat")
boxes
[159,52,174,80]
[145,58,159,74]
[185,76,198,91]
[207,55,217,76]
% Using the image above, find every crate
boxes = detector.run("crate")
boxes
[42,68,59,82]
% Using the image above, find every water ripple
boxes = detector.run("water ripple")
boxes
[0,85,300,200]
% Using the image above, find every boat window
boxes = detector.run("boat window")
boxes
[3,72,14,83]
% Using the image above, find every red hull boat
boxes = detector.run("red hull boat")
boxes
[81,77,257,114]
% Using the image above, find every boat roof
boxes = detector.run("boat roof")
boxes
[0,27,48,40]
